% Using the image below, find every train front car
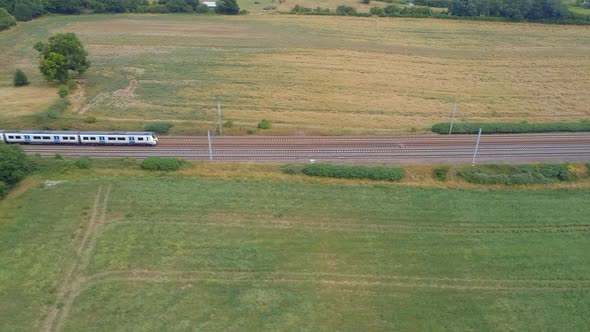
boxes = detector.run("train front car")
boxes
[79,131,157,145]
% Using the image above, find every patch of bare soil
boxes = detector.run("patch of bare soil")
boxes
[78,75,143,114]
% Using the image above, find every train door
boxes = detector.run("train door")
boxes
[129,136,135,144]
[53,135,60,143]
[24,135,31,143]
[99,136,105,144]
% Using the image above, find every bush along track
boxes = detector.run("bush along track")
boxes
[432,121,590,134]
[456,164,577,185]
[283,163,405,181]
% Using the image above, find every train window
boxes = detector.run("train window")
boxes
[83,137,89,140]
[15,136,21,139]
[8,136,14,139]
[63,137,69,140]
[90,137,96,141]
[138,137,144,141]
[42,136,50,139]
[108,137,116,141]
[71,137,76,140]
[33,136,41,139]
[117,137,125,141]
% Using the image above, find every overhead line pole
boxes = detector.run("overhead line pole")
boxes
[472,128,482,166]
[217,101,222,136]
[207,130,213,161]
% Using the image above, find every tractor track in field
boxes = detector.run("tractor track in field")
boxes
[73,269,590,292]
[19,133,590,164]
[111,219,590,234]
[42,185,112,332]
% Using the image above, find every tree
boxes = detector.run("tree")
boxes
[10,0,42,20]
[0,143,29,188]
[0,8,16,31]
[448,0,479,16]
[195,3,209,12]
[35,33,90,83]
[257,119,272,129]
[336,5,357,15]
[43,0,81,14]
[215,0,239,14]
[12,0,33,20]
[369,6,384,15]
[58,85,69,98]
[39,52,67,82]
[13,69,29,86]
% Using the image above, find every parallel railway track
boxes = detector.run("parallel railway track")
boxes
[20,133,590,164]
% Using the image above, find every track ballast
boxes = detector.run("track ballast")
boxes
[20,133,590,164]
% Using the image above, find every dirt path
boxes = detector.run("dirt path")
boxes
[69,80,86,114]
[78,75,138,114]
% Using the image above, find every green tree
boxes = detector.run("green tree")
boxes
[215,0,239,14]
[257,119,272,129]
[0,8,16,31]
[369,6,384,15]
[12,0,33,20]
[0,143,29,188]
[58,85,69,98]
[195,2,209,12]
[39,52,67,82]
[10,0,41,20]
[336,5,357,15]
[34,33,90,83]
[0,0,12,12]
[43,0,81,14]
[13,68,29,86]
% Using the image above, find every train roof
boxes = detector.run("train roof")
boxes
[80,131,154,135]
[2,130,154,135]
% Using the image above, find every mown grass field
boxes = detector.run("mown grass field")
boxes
[0,176,588,330]
[0,14,589,134]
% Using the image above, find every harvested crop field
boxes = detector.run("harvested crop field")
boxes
[0,14,589,134]
[0,177,589,330]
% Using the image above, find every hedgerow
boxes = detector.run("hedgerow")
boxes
[144,122,173,134]
[457,164,573,185]
[141,157,181,171]
[432,122,590,134]
[301,163,404,181]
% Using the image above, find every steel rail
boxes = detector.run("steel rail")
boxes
[18,133,590,164]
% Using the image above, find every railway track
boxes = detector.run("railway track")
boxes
[20,133,590,164]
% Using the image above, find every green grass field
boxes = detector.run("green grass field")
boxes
[0,177,588,330]
[1,14,589,134]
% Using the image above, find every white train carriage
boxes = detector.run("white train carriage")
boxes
[1,130,157,145]
[0,130,4,143]
[79,131,157,145]
[3,130,80,144]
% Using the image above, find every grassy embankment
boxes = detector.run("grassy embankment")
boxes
[0,160,589,330]
[1,14,589,134]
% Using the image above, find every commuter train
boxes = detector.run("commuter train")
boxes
[0,130,158,145]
